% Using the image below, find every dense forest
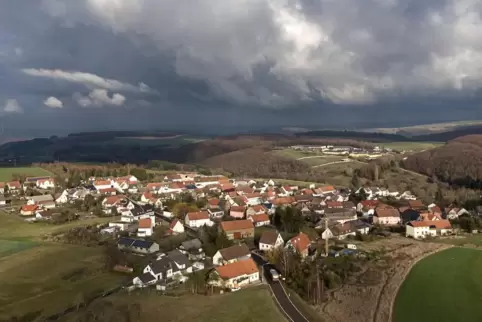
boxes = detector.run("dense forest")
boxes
[403,135,482,188]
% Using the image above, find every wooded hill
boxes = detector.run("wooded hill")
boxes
[403,135,482,188]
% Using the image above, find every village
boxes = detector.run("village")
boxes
[0,169,472,301]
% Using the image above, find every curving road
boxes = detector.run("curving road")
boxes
[251,252,310,322]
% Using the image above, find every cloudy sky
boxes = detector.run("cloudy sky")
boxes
[2,0,482,138]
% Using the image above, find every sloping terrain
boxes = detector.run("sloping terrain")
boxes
[403,135,482,187]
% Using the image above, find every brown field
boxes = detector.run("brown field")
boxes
[319,237,450,322]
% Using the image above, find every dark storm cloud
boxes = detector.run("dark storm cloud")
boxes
[1,0,482,136]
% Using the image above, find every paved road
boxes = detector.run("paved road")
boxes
[251,252,309,322]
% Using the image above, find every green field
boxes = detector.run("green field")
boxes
[63,286,285,322]
[0,239,37,258]
[394,248,482,322]
[0,211,113,240]
[0,167,52,181]
[0,244,126,320]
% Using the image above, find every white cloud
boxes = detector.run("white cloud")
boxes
[3,99,23,113]
[73,89,126,107]
[22,68,154,93]
[43,96,63,108]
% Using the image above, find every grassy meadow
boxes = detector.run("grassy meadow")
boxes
[0,212,125,320]
[394,248,482,322]
[0,167,52,181]
[63,286,285,322]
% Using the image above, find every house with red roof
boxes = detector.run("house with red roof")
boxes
[185,211,212,228]
[247,213,270,227]
[20,204,38,216]
[356,200,380,216]
[406,220,453,239]
[210,258,259,290]
[169,218,185,235]
[285,232,311,258]
[137,217,154,237]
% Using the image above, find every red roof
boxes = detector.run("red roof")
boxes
[320,185,335,192]
[250,205,266,213]
[289,233,311,253]
[220,220,254,232]
[409,220,451,229]
[186,211,209,221]
[360,200,380,208]
[215,258,258,279]
[249,213,269,223]
[169,218,181,229]
[326,201,343,208]
[230,206,246,213]
[104,195,125,205]
[138,218,152,229]
[272,197,295,206]
[21,205,38,212]
[94,180,111,186]
[8,181,20,188]
[208,199,220,206]
[99,188,117,193]
[0,182,4,188]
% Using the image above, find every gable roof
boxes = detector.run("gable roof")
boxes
[230,206,246,213]
[186,211,209,221]
[220,220,254,232]
[375,206,400,218]
[408,219,452,229]
[249,213,270,223]
[408,200,425,209]
[218,244,250,261]
[259,231,282,245]
[288,232,311,253]
[138,218,152,229]
[214,258,258,279]
[169,218,181,229]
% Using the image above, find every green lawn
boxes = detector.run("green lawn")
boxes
[394,248,482,322]
[63,286,285,322]
[0,244,126,320]
[0,167,52,181]
[0,211,113,240]
[0,239,37,258]
[272,149,320,160]
[432,234,482,247]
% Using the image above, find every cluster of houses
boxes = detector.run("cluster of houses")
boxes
[124,229,312,291]
[289,145,387,159]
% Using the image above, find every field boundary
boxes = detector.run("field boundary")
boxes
[387,246,452,322]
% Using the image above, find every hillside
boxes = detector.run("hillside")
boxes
[403,135,482,187]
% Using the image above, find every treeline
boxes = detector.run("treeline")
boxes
[201,148,329,183]
[403,135,482,188]
[298,130,409,142]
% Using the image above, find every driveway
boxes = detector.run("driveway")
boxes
[251,252,310,322]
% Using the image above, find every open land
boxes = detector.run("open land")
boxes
[394,247,482,322]
[0,167,52,181]
[0,211,112,240]
[61,286,285,322]
[377,141,443,151]
[363,120,482,135]
[0,244,126,321]
[0,213,125,321]
[319,237,450,322]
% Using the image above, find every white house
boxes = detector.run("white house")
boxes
[109,221,130,231]
[36,178,55,189]
[445,208,470,220]
[406,220,453,239]
[169,219,185,235]
[210,258,259,290]
[373,207,401,225]
[55,190,69,204]
[247,213,270,227]
[185,211,212,228]
[259,231,284,251]
[322,220,370,241]
[93,180,113,191]
[137,217,154,237]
